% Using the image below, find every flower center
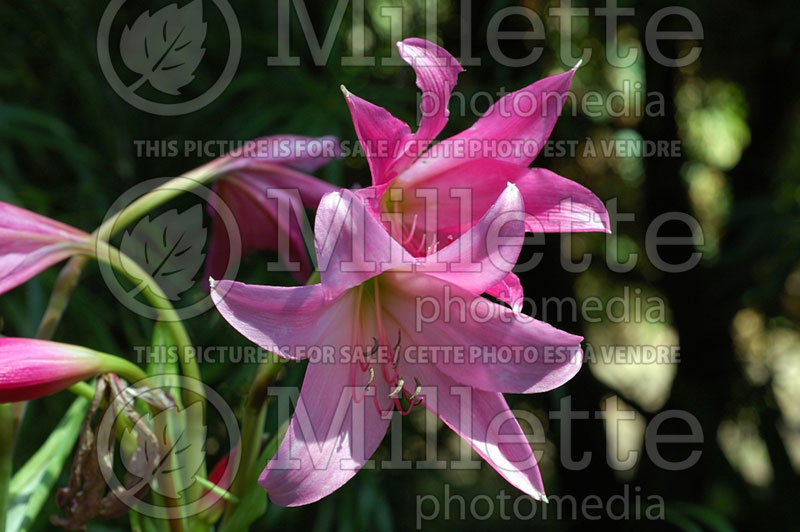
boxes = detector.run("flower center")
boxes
[380,187,442,257]
[355,277,422,416]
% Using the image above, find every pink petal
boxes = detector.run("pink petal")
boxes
[314,189,413,294]
[392,159,609,240]
[384,272,583,394]
[396,38,463,150]
[485,272,524,311]
[210,280,357,360]
[432,67,577,167]
[0,202,88,239]
[518,168,610,233]
[260,358,392,506]
[233,165,339,210]
[342,88,411,186]
[204,167,337,285]
[392,158,530,246]
[413,365,548,500]
[0,202,90,295]
[417,183,525,296]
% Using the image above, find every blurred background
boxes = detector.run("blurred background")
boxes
[2,0,800,530]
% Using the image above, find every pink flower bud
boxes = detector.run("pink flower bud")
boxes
[0,338,145,402]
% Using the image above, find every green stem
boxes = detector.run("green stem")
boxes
[67,382,95,401]
[222,357,284,524]
[101,353,149,384]
[92,240,207,499]
[22,164,226,532]
[23,164,225,434]
[93,241,198,381]
[34,160,226,348]
[194,478,240,504]
[94,162,225,243]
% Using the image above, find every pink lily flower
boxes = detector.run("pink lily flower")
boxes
[342,38,610,305]
[211,185,583,506]
[0,201,92,295]
[204,135,340,285]
[0,338,144,402]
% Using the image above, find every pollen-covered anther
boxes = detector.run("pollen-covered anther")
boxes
[388,377,405,398]
[408,376,422,400]
[364,367,375,390]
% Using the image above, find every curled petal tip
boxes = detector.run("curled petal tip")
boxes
[541,494,550,504]
[571,58,583,71]
[208,276,217,290]
[339,84,351,98]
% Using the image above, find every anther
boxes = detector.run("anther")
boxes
[388,377,405,398]
[408,376,422,400]
[364,367,375,390]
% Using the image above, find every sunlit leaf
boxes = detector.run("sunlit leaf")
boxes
[7,397,89,532]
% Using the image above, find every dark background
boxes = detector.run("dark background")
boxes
[1,0,799,530]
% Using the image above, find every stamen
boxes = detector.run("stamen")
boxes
[403,214,419,245]
[364,367,375,390]
[414,233,427,254]
[388,377,405,398]
[408,376,422,400]
[392,330,402,368]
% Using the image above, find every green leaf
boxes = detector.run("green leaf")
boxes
[7,397,89,532]
[147,321,182,379]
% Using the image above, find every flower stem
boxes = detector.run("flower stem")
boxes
[93,241,199,386]
[67,381,96,401]
[222,356,285,524]
[93,240,207,501]
[94,163,225,243]
[35,160,225,347]
[100,353,149,384]
[26,165,226,434]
